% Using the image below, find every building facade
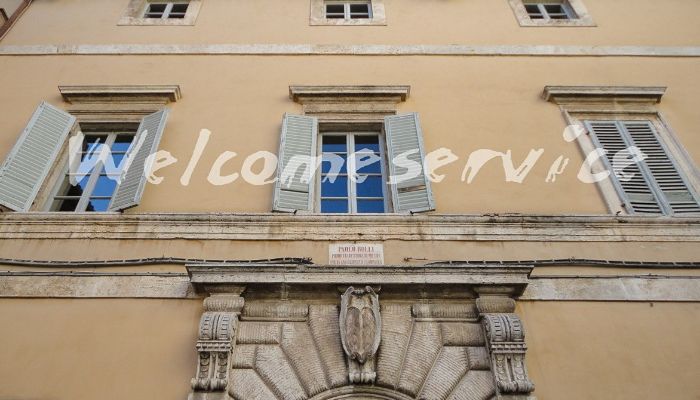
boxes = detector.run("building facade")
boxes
[0,0,699,399]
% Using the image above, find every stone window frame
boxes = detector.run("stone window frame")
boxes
[118,0,202,26]
[543,85,700,216]
[508,0,595,27]
[310,0,386,26]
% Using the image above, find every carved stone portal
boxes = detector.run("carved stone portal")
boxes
[339,286,382,384]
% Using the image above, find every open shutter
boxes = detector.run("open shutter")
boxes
[585,121,664,215]
[109,109,169,211]
[384,113,434,213]
[622,121,700,214]
[0,102,75,211]
[273,114,318,212]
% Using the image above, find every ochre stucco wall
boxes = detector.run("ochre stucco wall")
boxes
[2,0,700,46]
[0,56,699,214]
[1,299,698,400]
[518,301,700,400]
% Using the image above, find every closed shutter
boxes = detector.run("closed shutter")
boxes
[622,121,700,214]
[384,113,435,213]
[109,109,169,211]
[0,102,76,211]
[272,113,318,212]
[585,120,700,215]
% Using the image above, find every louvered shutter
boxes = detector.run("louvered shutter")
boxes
[384,113,435,213]
[585,121,663,214]
[109,109,169,211]
[0,102,76,211]
[272,114,318,212]
[585,120,700,215]
[621,121,700,214]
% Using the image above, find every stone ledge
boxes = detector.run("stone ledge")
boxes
[0,213,698,242]
[289,85,410,102]
[1,44,700,57]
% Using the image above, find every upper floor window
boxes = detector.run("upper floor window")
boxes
[119,0,202,26]
[523,1,574,20]
[310,0,386,26]
[0,86,179,212]
[144,1,189,19]
[325,0,371,20]
[544,85,700,216]
[507,0,594,27]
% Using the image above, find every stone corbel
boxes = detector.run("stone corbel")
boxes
[476,289,535,399]
[189,291,245,400]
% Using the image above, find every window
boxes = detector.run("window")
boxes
[0,86,179,212]
[310,0,386,25]
[144,1,189,19]
[543,85,700,216]
[507,0,594,26]
[320,133,388,213]
[523,1,574,20]
[119,0,201,26]
[584,120,700,215]
[50,131,136,212]
[325,1,371,20]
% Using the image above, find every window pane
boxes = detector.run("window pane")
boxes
[524,4,540,13]
[357,199,385,213]
[354,135,380,152]
[355,154,381,174]
[356,176,384,197]
[92,175,118,197]
[321,199,348,213]
[349,3,369,13]
[148,3,167,12]
[322,153,347,173]
[544,4,564,13]
[322,176,348,197]
[111,135,134,152]
[322,135,347,152]
[326,4,345,13]
[53,197,80,212]
[85,198,110,212]
[171,3,188,12]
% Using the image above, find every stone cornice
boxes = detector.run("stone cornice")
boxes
[543,85,666,104]
[186,263,533,296]
[0,213,699,241]
[58,85,182,103]
[289,85,410,102]
[1,44,700,57]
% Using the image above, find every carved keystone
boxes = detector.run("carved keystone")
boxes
[339,286,381,384]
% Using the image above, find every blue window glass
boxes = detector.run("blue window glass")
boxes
[322,176,348,197]
[92,175,118,197]
[355,136,380,152]
[322,136,347,153]
[357,199,385,213]
[322,153,347,174]
[355,154,382,174]
[86,198,110,212]
[321,199,349,213]
[356,176,384,197]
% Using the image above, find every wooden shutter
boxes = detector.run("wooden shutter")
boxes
[384,113,435,213]
[0,102,76,211]
[109,109,169,211]
[272,113,318,212]
[585,120,700,215]
[622,121,700,214]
